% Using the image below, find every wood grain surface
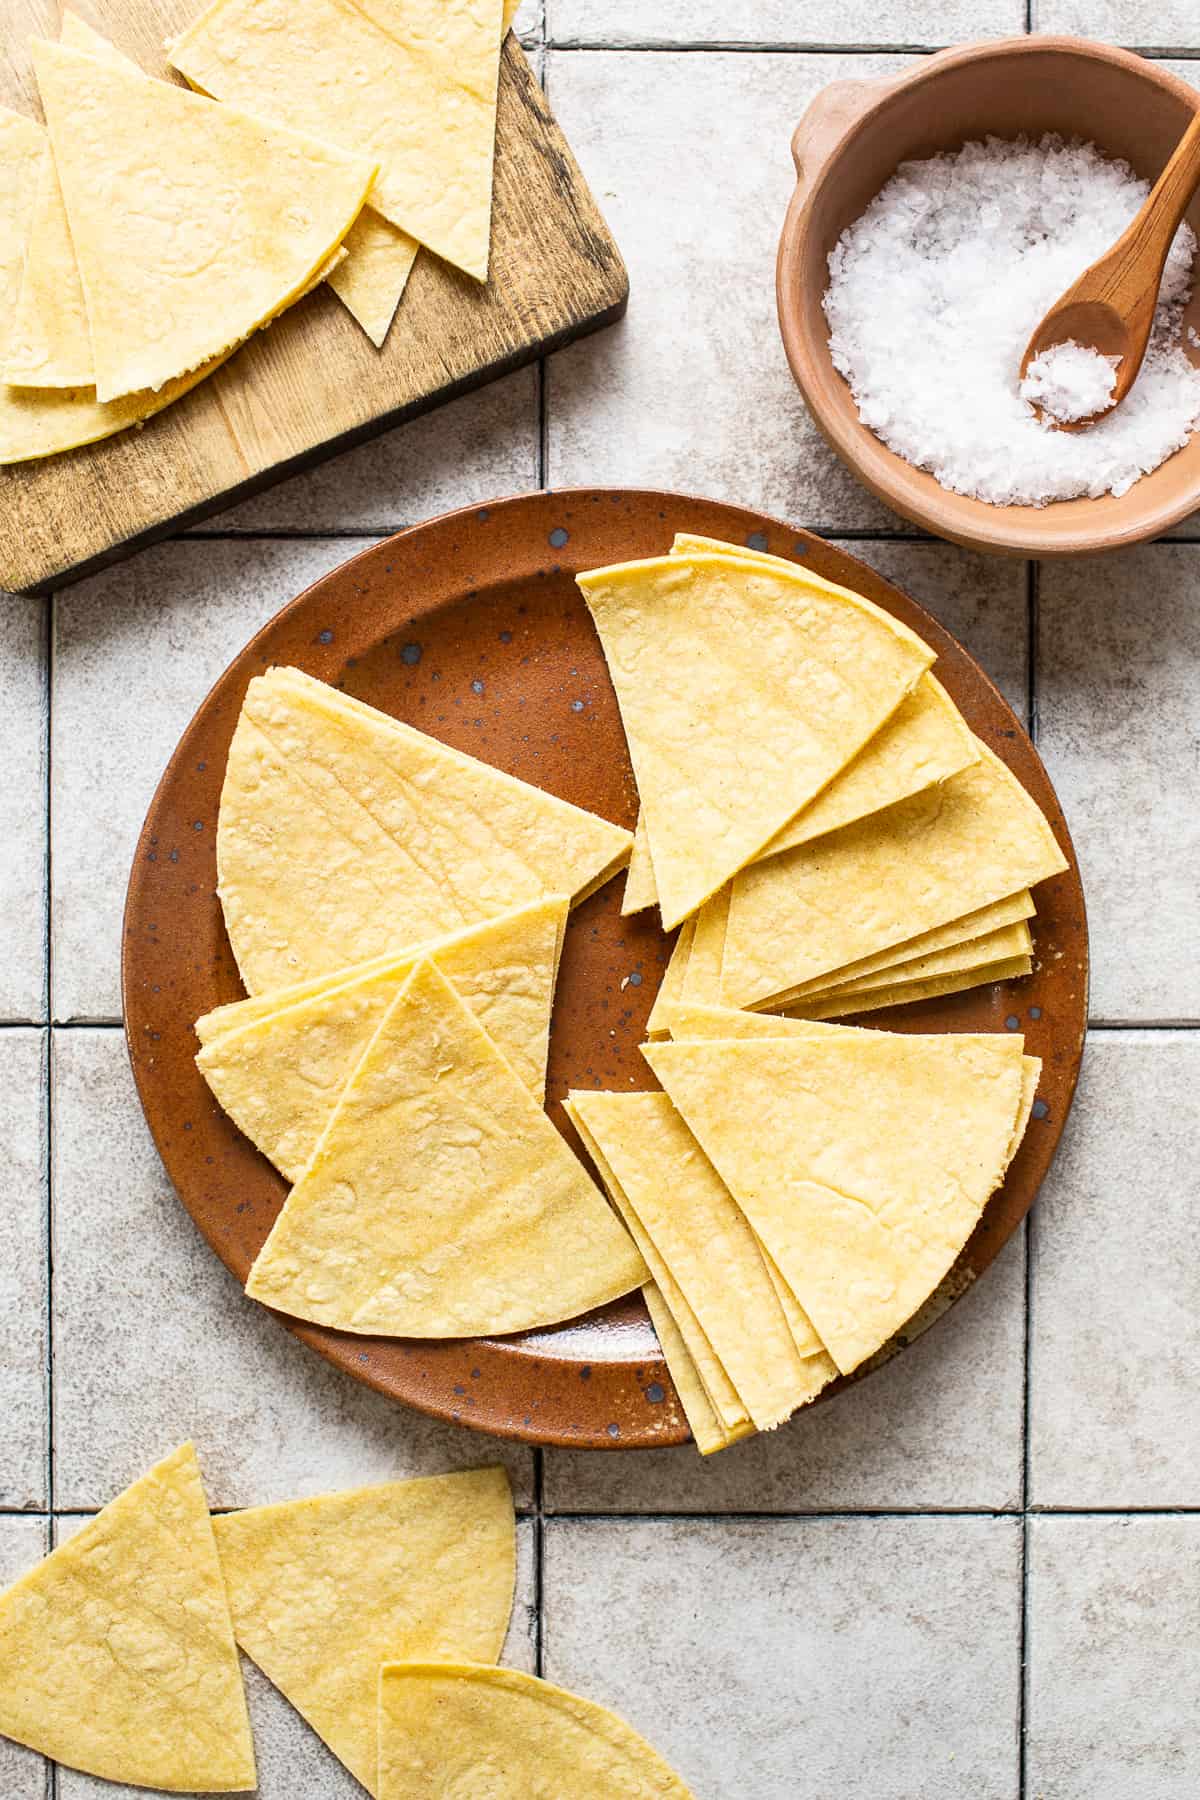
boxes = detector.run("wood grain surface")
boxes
[0,5,628,593]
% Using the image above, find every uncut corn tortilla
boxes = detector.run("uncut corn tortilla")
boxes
[723,740,1066,1008]
[645,1031,1026,1374]
[0,1443,255,1792]
[578,551,933,928]
[377,1664,698,1800]
[570,1090,835,1429]
[774,888,1036,1005]
[663,1004,1041,1176]
[197,897,566,1182]
[169,0,503,281]
[787,952,1033,1019]
[622,809,658,915]
[643,1281,747,1455]
[247,960,646,1335]
[217,667,630,994]
[31,39,375,402]
[644,917,695,1040]
[0,107,47,366]
[565,1096,749,1436]
[215,1468,514,1795]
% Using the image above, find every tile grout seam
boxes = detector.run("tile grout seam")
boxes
[1017,555,1038,1800]
[45,589,57,1800]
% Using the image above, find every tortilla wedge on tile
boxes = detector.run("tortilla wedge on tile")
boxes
[377,1665,698,1800]
[577,550,933,927]
[722,742,1066,1009]
[247,961,645,1336]
[217,668,630,994]
[0,1443,255,1792]
[570,1090,835,1428]
[196,897,567,1182]
[645,1030,1027,1375]
[215,1468,514,1794]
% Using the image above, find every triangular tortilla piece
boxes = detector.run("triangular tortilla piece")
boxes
[0,1443,255,1791]
[680,887,730,1006]
[168,0,503,280]
[808,917,1033,1000]
[570,1091,835,1429]
[377,1665,698,1800]
[787,952,1033,1019]
[645,1032,1026,1375]
[0,108,48,366]
[670,537,979,856]
[577,552,933,927]
[722,741,1067,1008]
[774,889,1037,1005]
[31,40,376,401]
[215,1469,513,1795]
[217,668,629,993]
[328,211,419,346]
[621,810,658,916]
[565,1096,748,1436]
[197,898,566,1181]
[247,961,646,1335]
[642,1282,747,1455]
[644,918,695,1040]
[664,1005,1041,1177]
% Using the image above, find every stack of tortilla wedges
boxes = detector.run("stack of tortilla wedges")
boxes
[199,663,648,1339]
[0,0,518,463]
[566,534,1065,1451]
[0,1443,695,1795]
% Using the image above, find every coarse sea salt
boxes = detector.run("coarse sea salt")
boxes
[824,135,1200,505]
[1021,339,1120,424]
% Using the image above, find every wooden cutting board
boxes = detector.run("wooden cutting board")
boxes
[0,5,628,594]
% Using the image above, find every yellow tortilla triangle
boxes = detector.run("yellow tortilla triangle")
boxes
[169,0,503,280]
[215,1468,514,1795]
[577,551,933,928]
[723,741,1067,1008]
[197,897,566,1182]
[645,1031,1026,1375]
[328,210,419,346]
[218,669,628,993]
[679,887,730,1006]
[570,1091,835,1429]
[644,917,695,1040]
[31,39,375,402]
[642,1281,748,1455]
[377,1665,698,1800]
[0,107,47,366]
[621,809,658,915]
[247,960,645,1334]
[788,951,1034,1019]
[565,1096,749,1436]
[810,917,1033,1000]
[0,1443,255,1791]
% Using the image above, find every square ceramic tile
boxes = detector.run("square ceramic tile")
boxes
[544,49,915,529]
[1034,2,1200,46]
[549,1,1025,44]
[51,1028,534,1511]
[1036,546,1200,1022]
[0,1516,50,1800]
[0,1030,48,1510]
[51,537,376,1022]
[50,1513,537,1800]
[206,368,539,534]
[543,1515,1022,1800]
[1028,1031,1200,1508]
[0,594,46,1020]
[1026,1515,1200,1799]
[545,1229,1025,1511]
[834,538,1030,722]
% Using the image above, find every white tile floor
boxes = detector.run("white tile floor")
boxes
[1,8,1198,1796]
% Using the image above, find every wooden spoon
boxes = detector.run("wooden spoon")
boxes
[1020,109,1200,430]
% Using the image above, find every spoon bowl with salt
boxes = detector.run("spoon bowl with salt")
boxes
[1020,110,1200,429]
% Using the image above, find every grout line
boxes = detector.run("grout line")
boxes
[542,38,1200,57]
[13,1504,1200,1520]
[44,591,55,1540]
[533,1452,545,1677]
[1026,559,1038,741]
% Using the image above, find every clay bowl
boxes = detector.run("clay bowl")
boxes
[777,35,1200,557]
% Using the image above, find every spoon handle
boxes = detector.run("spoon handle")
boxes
[1102,109,1200,303]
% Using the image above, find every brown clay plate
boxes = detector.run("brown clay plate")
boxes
[122,489,1088,1451]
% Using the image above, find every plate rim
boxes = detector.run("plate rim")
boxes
[122,486,1089,1451]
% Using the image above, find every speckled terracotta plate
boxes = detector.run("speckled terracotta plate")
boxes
[123,490,1088,1451]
